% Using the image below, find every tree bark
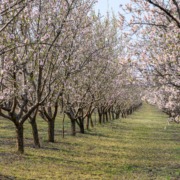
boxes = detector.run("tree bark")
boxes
[30,119,40,148]
[48,120,55,142]
[15,123,24,154]
[90,116,94,127]
[79,119,85,134]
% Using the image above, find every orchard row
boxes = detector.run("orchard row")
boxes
[0,0,142,154]
[1,0,179,154]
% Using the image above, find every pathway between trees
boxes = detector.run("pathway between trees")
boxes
[102,103,180,179]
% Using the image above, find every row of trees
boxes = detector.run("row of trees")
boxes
[120,0,180,119]
[0,0,142,153]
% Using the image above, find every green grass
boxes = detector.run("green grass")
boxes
[0,103,180,179]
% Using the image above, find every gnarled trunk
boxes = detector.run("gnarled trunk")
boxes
[48,120,55,142]
[15,123,24,154]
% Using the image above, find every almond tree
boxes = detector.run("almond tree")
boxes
[62,13,122,135]
[38,0,97,142]
[0,0,97,153]
[62,13,142,134]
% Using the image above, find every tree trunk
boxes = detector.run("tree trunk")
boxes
[105,112,108,122]
[86,116,90,130]
[48,120,55,142]
[112,111,115,120]
[116,112,120,119]
[90,116,94,127]
[71,119,76,136]
[15,123,24,154]
[98,112,102,124]
[108,110,112,121]
[79,119,85,134]
[124,111,127,118]
[102,113,106,123]
[30,119,41,148]
[122,111,125,118]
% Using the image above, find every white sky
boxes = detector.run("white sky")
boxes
[94,0,130,16]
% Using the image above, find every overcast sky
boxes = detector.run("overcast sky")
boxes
[94,0,130,16]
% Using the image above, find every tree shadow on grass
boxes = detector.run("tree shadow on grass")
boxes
[0,174,17,180]
[0,152,26,163]
[85,131,110,138]
[0,137,15,146]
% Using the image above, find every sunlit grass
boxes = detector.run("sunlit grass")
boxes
[0,103,179,179]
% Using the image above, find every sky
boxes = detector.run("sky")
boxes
[94,0,130,17]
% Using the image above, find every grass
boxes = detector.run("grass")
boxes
[0,103,180,180]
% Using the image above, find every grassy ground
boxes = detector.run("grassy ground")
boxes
[0,103,179,180]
